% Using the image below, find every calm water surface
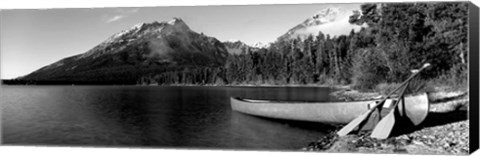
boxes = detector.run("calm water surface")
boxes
[2,86,338,150]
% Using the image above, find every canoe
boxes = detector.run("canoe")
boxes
[230,93,429,125]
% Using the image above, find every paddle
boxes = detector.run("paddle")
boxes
[370,63,431,139]
[370,83,409,139]
[337,63,431,136]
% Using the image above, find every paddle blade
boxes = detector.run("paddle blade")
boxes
[337,111,371,136]
[370,110,396,139]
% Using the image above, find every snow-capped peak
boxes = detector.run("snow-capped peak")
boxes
[278,7,364,41]
[250,42,270,49]
[132,22,147,29]
[83,18,195,58]
[304,7,344,26]
[104,18,191,44]
[225,39,242,43]
[168,17,182,25]
[166,17,190,31]
[314,8,341,19]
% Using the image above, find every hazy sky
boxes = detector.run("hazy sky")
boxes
[1,3,361,79]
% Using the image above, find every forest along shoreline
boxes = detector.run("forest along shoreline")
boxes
[303,86,469,155]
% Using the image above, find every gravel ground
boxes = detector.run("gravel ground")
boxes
[303,89,470,155]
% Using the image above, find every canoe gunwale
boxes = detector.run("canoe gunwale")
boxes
[233,97,381,105]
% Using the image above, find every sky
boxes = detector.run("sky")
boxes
[0,3,362,79]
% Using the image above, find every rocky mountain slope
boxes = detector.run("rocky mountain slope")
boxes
[222,40,249,55]
[223,40,271,55]
[21,18,228,83]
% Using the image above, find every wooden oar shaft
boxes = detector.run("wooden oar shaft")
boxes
[370,64,430,109]
[389,83,409,112]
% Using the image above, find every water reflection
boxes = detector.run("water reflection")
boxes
[2,86,335,150]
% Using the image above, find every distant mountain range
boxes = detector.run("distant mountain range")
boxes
[222,40,270,55]
[222,40,249,55]
[14,8,359,84]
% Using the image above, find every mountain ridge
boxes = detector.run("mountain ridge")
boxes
[22,18,228,83]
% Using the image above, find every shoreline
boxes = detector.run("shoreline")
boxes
[3,83,351,90]
[174,83,351,89]
[304,88,470,154]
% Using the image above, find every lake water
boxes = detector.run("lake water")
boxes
[1,86,338,150]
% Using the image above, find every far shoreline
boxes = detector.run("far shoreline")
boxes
[1,81,351,89]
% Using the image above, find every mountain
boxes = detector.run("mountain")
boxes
[223,40,272,55]
[278,8,364,41]
[21,18,228,84]
[222,40,249,55]
[249,42,271,49]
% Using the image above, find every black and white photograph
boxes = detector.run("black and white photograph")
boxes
[1,0,478,155]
